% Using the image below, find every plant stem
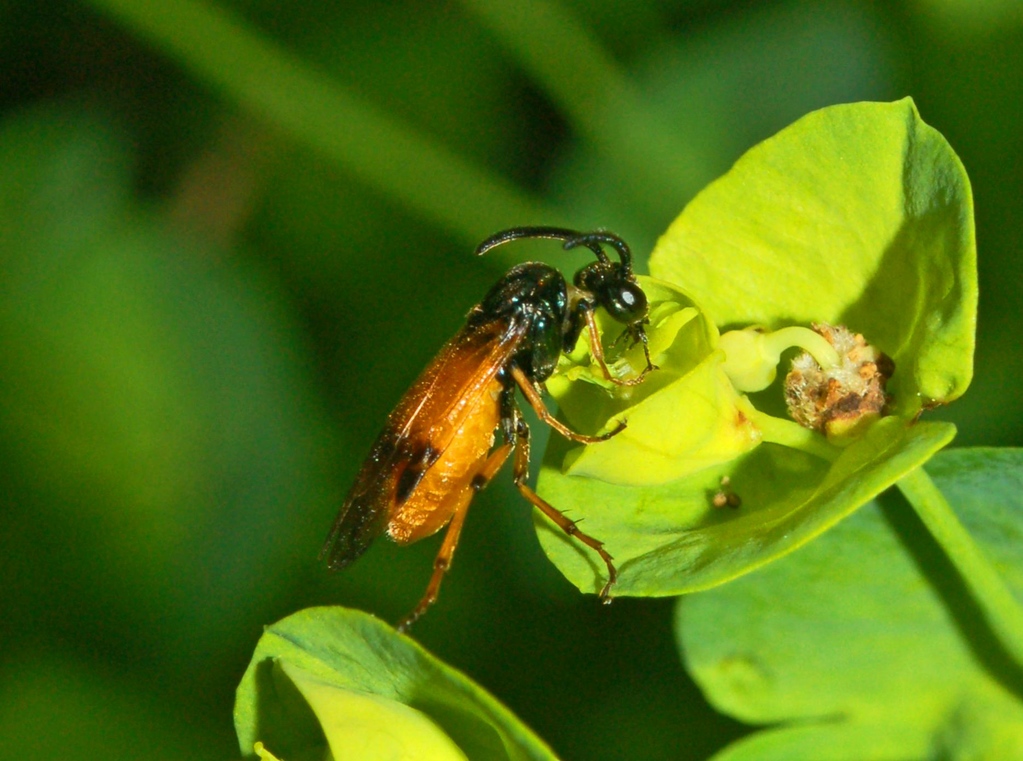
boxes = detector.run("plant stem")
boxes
[763,326,841,370]
[898,465,1023,669]
[747,409,840,462]
[84,0,551,248]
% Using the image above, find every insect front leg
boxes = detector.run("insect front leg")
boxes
[624,320,657,378]
[509,364,625,443]
[508,409,618,601]
[577,302,655,386]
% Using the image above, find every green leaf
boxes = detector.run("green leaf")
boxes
[677,448,1023,760]
[234,607,559,761]
[538,417,954,596]
[278,662,469,761]
[536,100,973,597]
[650,97,976,416]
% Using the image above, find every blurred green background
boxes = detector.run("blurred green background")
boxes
[1,0,1019,758]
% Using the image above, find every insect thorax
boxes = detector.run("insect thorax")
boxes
[472,262,568,383]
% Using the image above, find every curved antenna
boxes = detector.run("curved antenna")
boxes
[474,226,610,264]
[562,231,634,277]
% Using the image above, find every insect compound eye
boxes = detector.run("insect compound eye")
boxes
[604,281,649,324]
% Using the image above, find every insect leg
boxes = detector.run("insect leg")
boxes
[579,303,654,386]
[509,412,617,601]
[396,441,513,632]
[629,321,657,377]
[509,365,626,444]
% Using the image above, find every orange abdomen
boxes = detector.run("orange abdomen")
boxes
[386,378,503,544]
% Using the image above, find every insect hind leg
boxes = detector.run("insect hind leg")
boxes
[510,413,617,600]
[396,440,513,632]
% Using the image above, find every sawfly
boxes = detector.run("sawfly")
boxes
[322,227,655,630]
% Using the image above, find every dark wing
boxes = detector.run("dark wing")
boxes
[321,314,526,570]
[320,429,402,570]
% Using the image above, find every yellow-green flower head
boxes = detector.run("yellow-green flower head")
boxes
[536,99,975,599]
[547,279,762,486]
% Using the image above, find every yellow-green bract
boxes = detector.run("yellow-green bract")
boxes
[234,607,559,761]
[536,99,975,599]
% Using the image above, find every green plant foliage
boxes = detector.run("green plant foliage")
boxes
[7,3,1018,758]
[651,98,976,416]
[539,417,953,597]
[234,607,559,761]
[545,278,761,486]
[536,100,974,598]
[549,1,895,249]
[677,448,1023,760]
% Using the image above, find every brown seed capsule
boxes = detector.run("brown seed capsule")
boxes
[784,323,894,441]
